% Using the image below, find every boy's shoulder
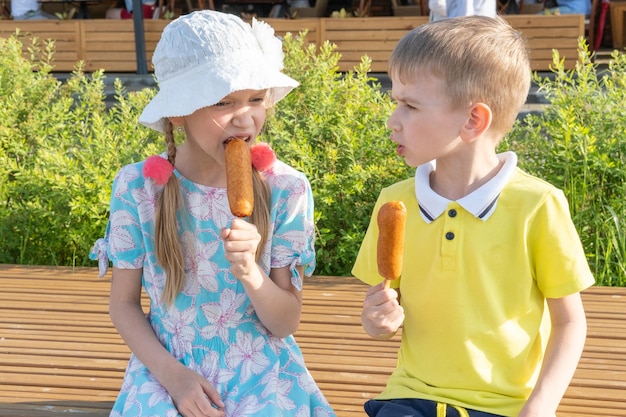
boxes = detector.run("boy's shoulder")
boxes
[502,168,570,213]
[508,168,561,195]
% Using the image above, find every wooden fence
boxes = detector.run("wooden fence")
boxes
[0,14,585,73]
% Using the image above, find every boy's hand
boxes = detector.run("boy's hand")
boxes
[361,281,404,339]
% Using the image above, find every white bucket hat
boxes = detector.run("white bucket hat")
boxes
[139,10,299,133]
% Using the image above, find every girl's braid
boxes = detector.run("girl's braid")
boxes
[156,121,185,306]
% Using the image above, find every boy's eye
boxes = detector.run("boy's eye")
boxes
[396,101,416,111]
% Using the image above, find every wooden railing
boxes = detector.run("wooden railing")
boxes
[0,14,584,73]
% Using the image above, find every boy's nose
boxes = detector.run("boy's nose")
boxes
[387,111,400,130]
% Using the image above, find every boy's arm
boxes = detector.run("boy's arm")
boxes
[518,292,587,417]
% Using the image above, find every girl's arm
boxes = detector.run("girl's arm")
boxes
[249,263,303,338]
[109,267,224,417]
[221,218,302,338]
[518,292,587,417]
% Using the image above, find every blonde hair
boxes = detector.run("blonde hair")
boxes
[388,15,531,137]
[155,120,271,306]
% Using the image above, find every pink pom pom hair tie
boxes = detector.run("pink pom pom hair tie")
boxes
[143,143,273,185]
[143,155,175,185]
[250,142,276,172]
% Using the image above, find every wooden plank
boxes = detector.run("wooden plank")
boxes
[263,17,322,46]
[322,16,428,31]
[505,14,585,30]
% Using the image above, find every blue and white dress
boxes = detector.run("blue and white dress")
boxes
[91,156,335,417]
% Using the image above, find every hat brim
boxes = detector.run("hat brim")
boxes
[139,57,299,133]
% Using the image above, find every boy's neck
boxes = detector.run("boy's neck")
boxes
[429,153,503,201]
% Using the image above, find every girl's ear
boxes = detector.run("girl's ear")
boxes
[460,102,492,143]
[168,116,184,126]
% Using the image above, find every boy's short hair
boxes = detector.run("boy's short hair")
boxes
[388,16,531,137]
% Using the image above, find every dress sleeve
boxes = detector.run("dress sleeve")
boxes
[269,165,316,291]
[90,163,149,276]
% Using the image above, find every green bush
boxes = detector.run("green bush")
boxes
[0,32,624,285]
[501,41,626,286]
[0,34,162,266]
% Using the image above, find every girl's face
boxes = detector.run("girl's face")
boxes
[176,89,268,167]
[387,74,469,168]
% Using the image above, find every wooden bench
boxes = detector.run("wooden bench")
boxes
[0,20,82,71]
[505,14,584,72]
[320,16,428,72]
[81,20,159,72]
[0,14,584,73]
[0,264,624,416]
[318,15,584,72]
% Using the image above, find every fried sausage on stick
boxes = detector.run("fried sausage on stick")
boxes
[225,138,254,218]
[377,201,407,289]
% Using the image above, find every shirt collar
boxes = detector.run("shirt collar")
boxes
[415,151,518,223]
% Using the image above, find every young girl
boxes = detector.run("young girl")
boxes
[91,10,335,417]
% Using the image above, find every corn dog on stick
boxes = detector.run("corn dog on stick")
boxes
[377,201,407,289]
[225,138,254,218]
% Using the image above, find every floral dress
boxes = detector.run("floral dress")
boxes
[90,156,336,417]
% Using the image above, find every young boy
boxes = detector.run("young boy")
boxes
[352,16,595,417]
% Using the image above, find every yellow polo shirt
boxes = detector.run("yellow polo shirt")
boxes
[352,152,595,416]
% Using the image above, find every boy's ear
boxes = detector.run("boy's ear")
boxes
[460,102,492,143]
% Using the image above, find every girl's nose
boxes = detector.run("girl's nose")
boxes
[231,106,255,127]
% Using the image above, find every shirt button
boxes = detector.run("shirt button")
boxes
[445,232,455,240]
[448,209,457,218]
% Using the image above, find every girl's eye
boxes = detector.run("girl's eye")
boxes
[251,97,265,104]
[213,101,228,107]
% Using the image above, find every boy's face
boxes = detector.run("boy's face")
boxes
[387,74,470,168]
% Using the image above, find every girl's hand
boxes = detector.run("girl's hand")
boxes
[361,281,404,339]
[221,218,262,283]
[165,364,225,417]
